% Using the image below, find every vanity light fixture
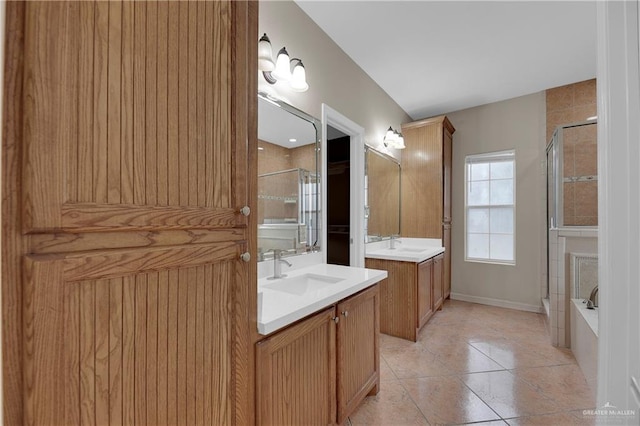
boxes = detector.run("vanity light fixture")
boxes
[258,33,309,92]
[383,126,405,149]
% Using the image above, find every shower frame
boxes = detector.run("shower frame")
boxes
[545,118,597,298]
[546,118,598,230]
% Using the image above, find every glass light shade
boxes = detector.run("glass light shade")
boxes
[384,126,395,146]
[272,47,292,82]
[258,33,275,72]
[394,132,405,149]
[290,61,309,92]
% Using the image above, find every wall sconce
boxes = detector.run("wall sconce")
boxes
[258,33,309,92]
[383,126,405,149]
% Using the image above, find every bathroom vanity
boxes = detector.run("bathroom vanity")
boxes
[366,239,445,342]
[255,94,387,424]
[256,276,382,425]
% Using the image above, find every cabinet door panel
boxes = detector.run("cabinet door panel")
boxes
[256,308,337,426]
[366,258,417,341]
[23,245,239,425]
[21,0,247,233]
[443,225,452,299]
[337,285,380,423]
[443,130,453,223]
[417,259,434,329]
[433,254,444,310]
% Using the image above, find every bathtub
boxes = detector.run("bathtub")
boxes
[571,299,598,397]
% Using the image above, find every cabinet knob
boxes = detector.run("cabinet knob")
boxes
[342,311,349,318]
[332,316,340,324]
[240,252,251,262]
[239,206,251,216]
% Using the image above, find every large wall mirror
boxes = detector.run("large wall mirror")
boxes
[365,146,401,242]
[258,93,321,260]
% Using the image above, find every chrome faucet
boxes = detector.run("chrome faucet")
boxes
[390,235,402,250]
[586,285,598,309]
[269,249,292,280]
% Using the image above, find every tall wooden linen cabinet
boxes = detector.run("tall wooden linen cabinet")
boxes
[2,2,257,425]
[401,116,455,299]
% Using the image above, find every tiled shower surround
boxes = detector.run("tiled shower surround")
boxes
[546,80,598,226]
[548,228,597,348]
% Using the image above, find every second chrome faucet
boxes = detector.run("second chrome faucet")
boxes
[269,249,292,280]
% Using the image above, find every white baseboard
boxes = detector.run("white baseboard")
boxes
[450,292,544,314]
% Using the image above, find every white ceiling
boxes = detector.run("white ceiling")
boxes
[295,1,597,120]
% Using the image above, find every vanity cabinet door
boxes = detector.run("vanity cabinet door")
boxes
[417,259,434,329]
[256,307,337,426]
[336,285,380,424]
[443,225,452,299]
[433,254,444,310]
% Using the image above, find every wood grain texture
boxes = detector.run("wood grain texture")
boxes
[59,203,239,232]
[256,307,337,426]
[6,1,257,424]
[365,258,419,342]
[433,254,444,311]
[2,3,26,424]
[443,225,452,299]
[24,257,237,426]
[234,2,257,425]
[29,227,244,254]
[365,257,439,342]
[400,115,455,239]
[21,0,240,233]
[401,115,454,302]
[337,285,380,424]
[417,258,434,330]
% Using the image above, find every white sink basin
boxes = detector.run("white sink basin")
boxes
[262,273,345,296]
[396,247,427,253]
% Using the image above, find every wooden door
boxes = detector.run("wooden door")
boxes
[336,285,380,423]
[433,254,444,310]
[256,307,337,426]
[417,258,434,329]
[2,1,257,425]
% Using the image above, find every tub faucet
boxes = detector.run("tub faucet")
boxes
[586,285,598,309]
[268,249,292,280]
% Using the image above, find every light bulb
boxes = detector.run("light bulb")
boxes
[290,60,309,92]
[258,33,275,72]
[272,47,292,82]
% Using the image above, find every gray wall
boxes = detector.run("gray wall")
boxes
[259,1,411,159]
[447,92,547,310]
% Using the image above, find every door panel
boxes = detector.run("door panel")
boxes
[336,285,380,423]
[24,245,240,425]
[22,0,244,233]
[4,1,257,425]
[256,307,337,426]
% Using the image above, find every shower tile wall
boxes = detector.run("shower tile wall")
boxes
[546,79,598,226]
[258,140,316,224]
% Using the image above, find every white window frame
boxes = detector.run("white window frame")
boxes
[464,149,516,265]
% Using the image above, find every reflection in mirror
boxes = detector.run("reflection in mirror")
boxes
[258,93,321,261]
[364,146,401,242]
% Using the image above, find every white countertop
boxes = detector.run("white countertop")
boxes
[365,238,445,263]
[258,263,387,336]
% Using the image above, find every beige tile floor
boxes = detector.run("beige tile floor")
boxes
[348,299,596,426]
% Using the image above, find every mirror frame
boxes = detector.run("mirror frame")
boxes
[257,92,322,260]
[364,145,401,243]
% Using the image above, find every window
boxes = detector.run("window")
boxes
[465,150,515,264]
